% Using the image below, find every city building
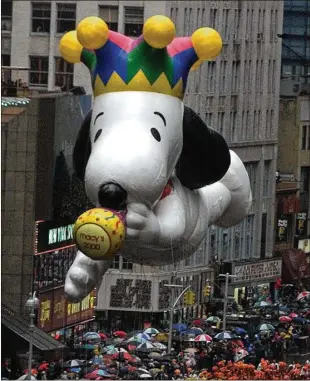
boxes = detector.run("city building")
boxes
[2,0,284,323]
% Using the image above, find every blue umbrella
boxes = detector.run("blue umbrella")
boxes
[71,368,81,373]
[234,327,247,335]
[292,317,307,324]
[172,323,187,332]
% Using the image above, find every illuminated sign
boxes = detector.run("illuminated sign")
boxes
[298,239,310,254]
[296,212,308,236]
[38,288,95,332]
[36,220,75,254]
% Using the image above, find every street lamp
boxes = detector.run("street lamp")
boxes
[25,292,39,380]
[164,284,191,354]
[218,273,237,332]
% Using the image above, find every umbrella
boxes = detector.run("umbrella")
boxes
[137,342,155,351]
[137,368,151,374]
[181,328,203,335]
[99,332,108,340]
[149,368,162,374]
[279,316,292,322]
[292,317,307,325]
[144,328,159,335]
[184,348,198,353]
[191,319,206,326]
[112,352,132,361]
[84,332,101,341]
[127,336,148,345]
[234,327,247,335]
[139,374,152,379]
[18,376,37,380]
[234,349,249,361]
[136,332,151,341]
[297,291,310,301]
[206,316,220,323]
[89,369,111,379]
[71,368,81,373]
[194,334,212,342]
[172,323,187,332]
[152,342,167,350]
[148,352,162,359]
[254,301,272,307]
[215,332,235,340]
[61,359,84,368]
[113,330,127,338]
[258,323,275,331]
[289,312,298,318]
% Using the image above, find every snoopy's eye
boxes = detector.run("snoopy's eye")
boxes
[94,129,102,142]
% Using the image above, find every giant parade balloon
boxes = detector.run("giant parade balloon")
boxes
[59,15,252,302]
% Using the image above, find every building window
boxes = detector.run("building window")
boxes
[124,7,144,37]
[210,8,217,29]
[263,161,271,198]
[222,9,229,41]
[260,213,267,259]
[232,61,240,94]
[110,254,120,269]
[122,257,133,270]
[301,124,310,150]
[1,54,10,66]
[245,162,257,199]
[207,62,216,93]
[300,167,310,193]
[29,56,49,86]
[99,6,118,32]
[1,0,12,32]
[54,57,74,91]
[205,112,213,126]
[206,96,213,109]
[56,3,76,34]
[219,61,227,94]
[31,2,51,33]
[217,112,225,135]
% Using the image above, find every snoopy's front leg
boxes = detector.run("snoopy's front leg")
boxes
[65,251,111,302]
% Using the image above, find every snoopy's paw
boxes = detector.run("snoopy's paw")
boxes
[64,264,97,303]
[126,203,160,242]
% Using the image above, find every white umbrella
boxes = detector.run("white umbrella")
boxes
[258,323,275,331]
[214,332,235,340]
[18,376,37,380]
[297,291,310,301]
[139,374,152,379]
[153,342,167,350]
[144,328,160,335]
[137,368,151,374]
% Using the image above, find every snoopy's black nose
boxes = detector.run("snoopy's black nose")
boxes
[98,183,127,211]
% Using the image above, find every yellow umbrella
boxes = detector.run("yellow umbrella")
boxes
[155,333,169,342]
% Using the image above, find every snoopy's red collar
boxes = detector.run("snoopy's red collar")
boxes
[159,179,174,200]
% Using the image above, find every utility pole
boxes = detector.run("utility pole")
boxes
[218,273,237,332]
[164,277,191,353]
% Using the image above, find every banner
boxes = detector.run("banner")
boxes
[233,260,282,284]
[38,288,95,332]
[296,212,308,236]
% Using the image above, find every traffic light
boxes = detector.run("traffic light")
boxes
[184,290,196,305]
[204,284,212,297]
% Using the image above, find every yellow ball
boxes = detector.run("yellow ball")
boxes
[59,31,83,63]
[191,27,222,60]
[143,15,176,49]
[77,16,109,50]
[73,208,125,260]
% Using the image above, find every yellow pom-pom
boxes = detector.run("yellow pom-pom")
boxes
[191,27,222,60]
[77,16,108,50]
[73,208,125,260]
[143,15,176,49]
[59,31,83,63]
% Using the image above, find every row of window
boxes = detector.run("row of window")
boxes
[1,2,144,37]
[301,124,310,151]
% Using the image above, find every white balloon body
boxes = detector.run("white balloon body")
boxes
[65,92,252,302]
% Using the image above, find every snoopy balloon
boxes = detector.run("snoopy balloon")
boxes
[59,15,252,302]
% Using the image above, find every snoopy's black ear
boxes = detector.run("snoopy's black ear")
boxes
[176,106,231,190]
[73,110,92,181]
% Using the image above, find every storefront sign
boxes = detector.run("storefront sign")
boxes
[38,288,95,332]
[36,220,75,254]
[277,217,289,243]
[296,212,308,236]
[298,239,310,254]
[233,260,282,284]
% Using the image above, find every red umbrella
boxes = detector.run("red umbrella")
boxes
[23,369,38,375]
[112,352,132,361]
[113,330,127,338]
[99,333,108,340]
[289,312,298,318]
[128,344,136,351]
[279,316,292,322]
[191,319,206,326]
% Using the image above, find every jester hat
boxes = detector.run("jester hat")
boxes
[59,15,222,99]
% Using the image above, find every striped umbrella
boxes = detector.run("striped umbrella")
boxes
[136,342,155,352]
[127,336,148,344]
[136,332,151,341]
[258,323,275,331]
[83,332,101,341]
[144,328,160,335]
[194,334,212,342]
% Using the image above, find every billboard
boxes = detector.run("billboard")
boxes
[38,287,95,332]
[233,259,282,284]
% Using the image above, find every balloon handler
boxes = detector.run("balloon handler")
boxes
[59,15,252,302]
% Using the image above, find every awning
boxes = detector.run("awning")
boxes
[282,249,310,282]
[2,304,67,351]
